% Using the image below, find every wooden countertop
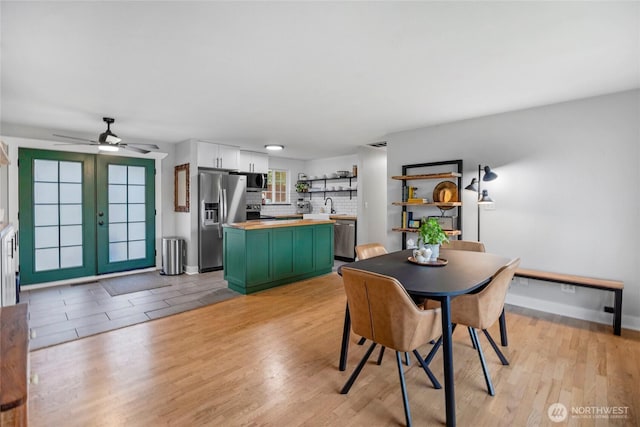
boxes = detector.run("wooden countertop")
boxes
[272,214,357,221]
[225,219,335,230]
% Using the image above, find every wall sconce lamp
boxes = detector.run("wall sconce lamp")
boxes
[465,165,498,241]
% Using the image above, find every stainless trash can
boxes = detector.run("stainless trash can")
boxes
[162,237,184,275]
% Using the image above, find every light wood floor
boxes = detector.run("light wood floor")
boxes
[28,273,640,426]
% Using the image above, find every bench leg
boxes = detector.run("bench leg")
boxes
[614,289,623,336]
[499,308,508,346]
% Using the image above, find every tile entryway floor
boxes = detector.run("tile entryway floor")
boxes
[22,270,232,350]
[22,261,349,350]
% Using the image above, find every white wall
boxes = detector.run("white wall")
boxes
[357,146,387,246]
[386,90,640,329]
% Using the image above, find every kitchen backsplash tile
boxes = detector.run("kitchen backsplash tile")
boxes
[260,191,357,216]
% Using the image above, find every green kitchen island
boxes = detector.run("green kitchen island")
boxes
[223,219,335,294]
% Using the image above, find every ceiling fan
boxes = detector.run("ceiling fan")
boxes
[54,117,159,154]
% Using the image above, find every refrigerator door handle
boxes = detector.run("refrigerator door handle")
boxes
[201,200,206,226]
[218,186,224,239]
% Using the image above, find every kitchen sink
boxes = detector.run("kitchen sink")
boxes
[303,213,331,220]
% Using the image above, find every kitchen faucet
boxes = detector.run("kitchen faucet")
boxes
[325,197,336,214]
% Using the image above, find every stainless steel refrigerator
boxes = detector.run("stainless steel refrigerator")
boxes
[198,171,246,272]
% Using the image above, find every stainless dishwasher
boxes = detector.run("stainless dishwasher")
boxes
[334,219,356,261]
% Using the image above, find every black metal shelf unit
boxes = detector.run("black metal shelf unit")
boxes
[395,160,463,249]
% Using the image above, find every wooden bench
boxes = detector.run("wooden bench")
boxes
[514,268,624,336]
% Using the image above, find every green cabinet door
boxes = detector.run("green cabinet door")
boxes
[272,228,295,278]
[314,224,334,272]
[246,230,272,286]
[294,227,314,274]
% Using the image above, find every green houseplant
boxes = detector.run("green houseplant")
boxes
[417,217,449,260]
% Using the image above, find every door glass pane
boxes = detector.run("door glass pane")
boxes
[128,241,146,260]
[34,205,59,226]
[59,162,82,182]
[61,246,83,268]
[35,226,59,248]
[60,225,82,246]
[109,223,127,242]
[60,183,82,203]
[109,185,127,203]
[109,242,127,262]
[32,159,84,272]
[108,165,127,184]
[35,248,59,271]
[109,204,127,223]
[34,183,59,204]
[128,166,145,185]
[128,222,145,240]
[128,204,145,222]
[60,205,82,225]
[128,185,145,203]
[34,160,58,182]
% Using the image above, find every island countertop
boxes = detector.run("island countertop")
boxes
[272,214,357,221]
[225,219,335,230]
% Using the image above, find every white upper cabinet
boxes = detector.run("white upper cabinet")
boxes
[196,141,240,170]
[239,150,269,173]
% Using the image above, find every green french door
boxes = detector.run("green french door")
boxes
[18,149,155,285]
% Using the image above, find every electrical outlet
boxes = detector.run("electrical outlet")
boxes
[561,284,576,294]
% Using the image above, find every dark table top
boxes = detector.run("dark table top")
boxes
[341,249,512,298]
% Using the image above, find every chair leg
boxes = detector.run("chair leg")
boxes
[341,342,377,394]
[482,329,509,365]
[377,346,386,365]
[413,350,441,389]
[404,352,410,366]
[469,328,495,396]
[357,337,366,345]
[395,351,413,427]
[468,327,477,349]
[424,323,456,365]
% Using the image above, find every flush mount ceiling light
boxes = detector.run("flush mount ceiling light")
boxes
[264,144,284,151]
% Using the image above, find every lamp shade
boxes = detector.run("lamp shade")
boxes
[478,189,494,204]
[464,178,478,192]
[482,166,498,181]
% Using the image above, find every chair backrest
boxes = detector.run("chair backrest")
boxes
[450,258,520,329]
[441,240,486,252]
[355,243,388,260]
[341,267,441,352]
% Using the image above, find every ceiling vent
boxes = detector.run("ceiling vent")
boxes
[368,141,387,148]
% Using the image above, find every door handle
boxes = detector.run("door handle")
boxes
[99,220,104,226]
[98,211,104,217]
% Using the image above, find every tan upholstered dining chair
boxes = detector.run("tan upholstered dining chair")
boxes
[355,242,387,260]
[425,258,520,396]
[441,239,486,252]
[340,267,442,427]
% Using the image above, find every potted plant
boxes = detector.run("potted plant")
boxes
[417,217,449,260]
[295,181,309,192]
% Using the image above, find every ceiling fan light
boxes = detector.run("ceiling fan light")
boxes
[98,144,119,152]
[264,144,284,151]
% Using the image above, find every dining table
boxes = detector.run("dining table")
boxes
[338,248,512,427]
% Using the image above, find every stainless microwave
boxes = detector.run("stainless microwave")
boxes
[236,172,266,192]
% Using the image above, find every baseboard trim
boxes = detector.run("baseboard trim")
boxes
[505,293,640,332]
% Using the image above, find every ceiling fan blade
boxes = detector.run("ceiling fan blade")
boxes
[53,134,99,143]
[54,142,100,146]
[126,143,160,149]
[122,145,150,154]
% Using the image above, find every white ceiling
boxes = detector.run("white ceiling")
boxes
[1,1,638,160]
